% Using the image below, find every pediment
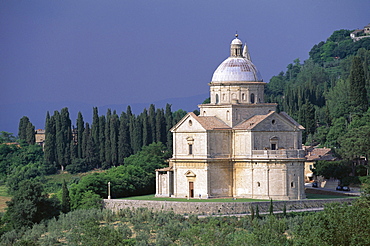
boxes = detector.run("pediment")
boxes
[184,170,196,177]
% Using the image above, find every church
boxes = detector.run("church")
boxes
[156,34,306,200]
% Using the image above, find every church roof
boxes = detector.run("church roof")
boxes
[234,111,304,130]
[234,112,274,129]
[211,57,263,82]
[211,35,263,83]
[195,115,231,130]
[279,112,305,130]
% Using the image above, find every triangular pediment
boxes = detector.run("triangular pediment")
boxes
[234,111,304,131]
[171,112,231,133]
[184,170,196,177]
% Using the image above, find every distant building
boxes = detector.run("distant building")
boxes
[350,23,370,41]
[156,34,306,200]
[303,146,336,182]
[35,129,45,149]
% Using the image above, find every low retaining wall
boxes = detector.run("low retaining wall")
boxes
[103,198,356,215]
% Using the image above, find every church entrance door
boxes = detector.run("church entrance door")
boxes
[189,182,194,198]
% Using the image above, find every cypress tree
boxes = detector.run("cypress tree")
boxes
[283,202,287,217]
[26,121,35,145]
[84,123,97,169]
[104,109,112,167]
[18,116,30,142]
[110,112,119,166]
[349,56,368,115]
[44,112,56,168]
[141,108,149,147]
[118,112,131,164]
[256,205,260,219]
[91,107,100,147]
[61,180,71,213]
[148,104,156,143]
[156,108,166,144]
[250,205,255,221]
[165,103,173,151]
[76,112,84,159]
[130,116,143,154]
[98,115,106,166]
[269,199,274,215]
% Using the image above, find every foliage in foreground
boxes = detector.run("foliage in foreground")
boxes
[1,194,369,245]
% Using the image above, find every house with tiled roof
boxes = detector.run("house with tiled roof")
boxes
[155,35,306,200]
[303,146,336,182]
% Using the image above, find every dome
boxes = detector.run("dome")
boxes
[231,37,242,45]
[211,35,263,83]
[211,57,263,82]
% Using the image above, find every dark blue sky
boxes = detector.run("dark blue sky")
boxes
[1,1,369,134]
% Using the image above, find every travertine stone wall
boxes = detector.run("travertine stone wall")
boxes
[103,198,355,215]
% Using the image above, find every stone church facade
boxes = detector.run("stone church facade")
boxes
[156,35,306,200]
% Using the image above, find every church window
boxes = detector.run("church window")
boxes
[189,120,192,126]
[291,182,294,188]
[242,93,245,101]
[215,94,219,104]
[272,119,275,124]
[271,143,276,150]
[257,182,260,187]
[203,111,206,116]
[189,144,193,155]
[270,136,278,150]
[250,93,255,103]
[226,110,230,121]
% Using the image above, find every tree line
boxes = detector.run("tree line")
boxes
[17,104,186,174]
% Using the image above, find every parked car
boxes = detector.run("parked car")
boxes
[312,182,318,188]
[336,186,343,191]
[342,186,350,191]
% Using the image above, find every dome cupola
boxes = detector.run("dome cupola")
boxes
[211,34,263,83]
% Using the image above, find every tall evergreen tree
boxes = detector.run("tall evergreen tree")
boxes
[91,107,100,146]
[98,115,106,166]
[18,116,31,142]
[61,179,71,213]
[110,112,119,166]
[118,112,131,164]
[44,112,56,168]
[130,116,143,154]
[76,112,84,159]
[156,108,166,144]
[349,56,368,116]
[26,121,35,145]
[104,109,112,167]
[165,103,173,151]
[148,104,156,143]
[141,108,149,147]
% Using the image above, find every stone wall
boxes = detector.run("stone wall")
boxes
[103,198,355,216]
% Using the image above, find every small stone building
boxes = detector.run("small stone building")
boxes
[156,35,306,200]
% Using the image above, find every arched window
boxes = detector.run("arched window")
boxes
[242,93,245,101]
[250,93,255,103]
[215,94,219,104]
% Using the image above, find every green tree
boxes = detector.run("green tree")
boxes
[5,180,60,229]
[76,111,84,159]
[61,180,71,213]
[118,112,131,164]
[349,56,368,115]
[0,131,16,143]
[165,104,173,151]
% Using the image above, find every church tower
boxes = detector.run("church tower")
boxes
[156,34,306,200]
